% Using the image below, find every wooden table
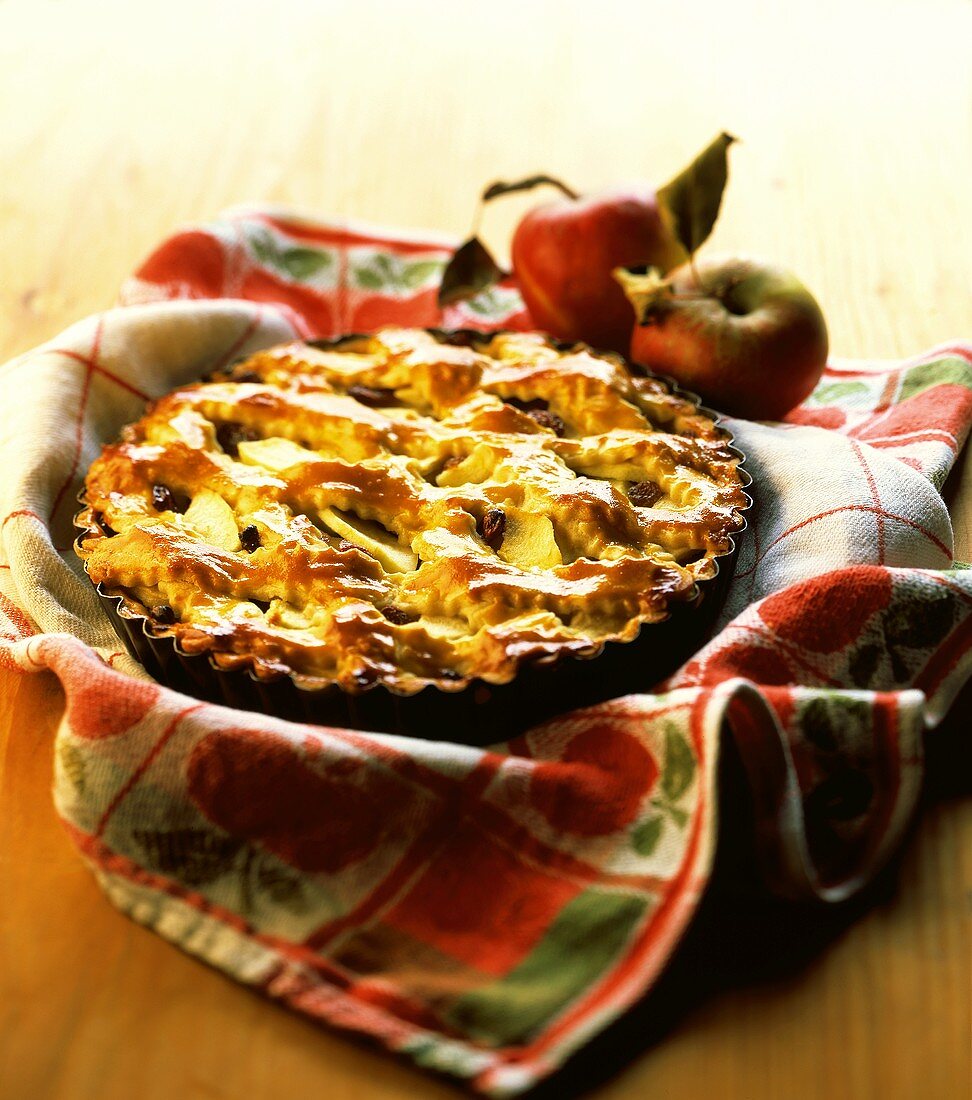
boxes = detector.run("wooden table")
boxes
[1,2,970,1097]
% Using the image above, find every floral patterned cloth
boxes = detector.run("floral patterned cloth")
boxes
[1,205,970,1096]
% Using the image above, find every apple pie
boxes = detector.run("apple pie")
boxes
[75,328,748,710]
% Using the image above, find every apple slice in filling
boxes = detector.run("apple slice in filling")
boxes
[184,489,241,551]
[497,511,562,569]
[320,507,418,574]
[236,437,317,472]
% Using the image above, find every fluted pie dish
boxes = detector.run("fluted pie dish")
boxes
[74,328,750,739]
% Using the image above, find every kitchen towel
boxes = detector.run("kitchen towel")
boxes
[1,205,970,1096]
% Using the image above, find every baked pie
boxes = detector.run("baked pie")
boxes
[75,328,749,730]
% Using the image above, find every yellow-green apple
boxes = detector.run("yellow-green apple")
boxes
[510,189,687,353]
[620,255,829,421]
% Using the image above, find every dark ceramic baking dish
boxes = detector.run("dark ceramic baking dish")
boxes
[76,330,751,744]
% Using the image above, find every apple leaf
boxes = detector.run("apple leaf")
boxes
[481,174,579,203]
[613,266,673,323]
[657,132,737,257]
[437,235,505,308]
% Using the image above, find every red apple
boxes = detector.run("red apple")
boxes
[511,189,687,353]
[621,255,829,421]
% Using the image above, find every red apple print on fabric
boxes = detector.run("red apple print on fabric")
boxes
[785,405,847,431]
[386,821,581,975]
[759,566,893,653]
[136,230,228,299]
[350,290,440,332]
[239,269,335,338]
[66,671,159,740]
[187,727,406,874]
[872,382,972,440]
[529,723,660,836]
[697,641,796,685]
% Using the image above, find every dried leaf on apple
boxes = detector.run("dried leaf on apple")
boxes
[657,132,737,257]
[437,236,504,308]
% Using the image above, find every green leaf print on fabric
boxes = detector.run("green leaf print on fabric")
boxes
[133,828,242,887]
[899,357,972,403]
[56,739,87,795]
[444,890,648,1046]
[661,724,696,803]
[246,227,334,281]
[351,252,444,293]
[631,815,664,857]
[810,380,870,405]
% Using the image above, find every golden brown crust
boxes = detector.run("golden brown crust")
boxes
[75,328,748,694]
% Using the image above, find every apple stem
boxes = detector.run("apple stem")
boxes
[547,179,580,201]
[471,175,580,238]
[481,174,580,203]
[689,254,712,297]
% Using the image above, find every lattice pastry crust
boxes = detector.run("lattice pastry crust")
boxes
[76,328,749,695]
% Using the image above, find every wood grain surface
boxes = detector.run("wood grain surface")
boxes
[1,2,970,1098]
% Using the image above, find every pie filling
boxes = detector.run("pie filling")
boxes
[75,328,749,694]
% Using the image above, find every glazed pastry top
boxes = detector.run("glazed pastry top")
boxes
[76,328,748,693]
